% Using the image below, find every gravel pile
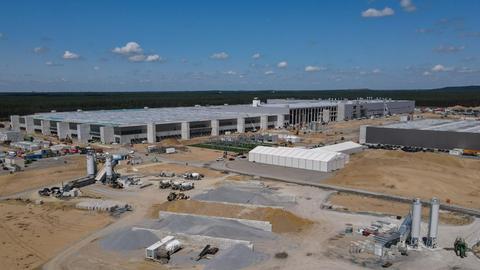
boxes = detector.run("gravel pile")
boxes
[194,182,294,206]
[100,227,159,252]
[146,214,275,241]
[204,244,269,270]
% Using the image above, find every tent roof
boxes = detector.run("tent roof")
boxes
[249,145,343,162]
[313,141,363,153]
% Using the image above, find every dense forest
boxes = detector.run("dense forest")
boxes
[1,86,479,120]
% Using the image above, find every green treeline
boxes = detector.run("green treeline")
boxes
[0,86,479,120]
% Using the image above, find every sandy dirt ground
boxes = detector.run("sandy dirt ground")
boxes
[160,146,224,163]
[297,116,401,145]
[0,200,112,269]
[324,150,480,209]
[0,155,86,197]
[150,200,312,233]
[118,162,224,178]
[328,192,473,225]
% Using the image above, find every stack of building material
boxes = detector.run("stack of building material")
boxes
[76,199,124,212]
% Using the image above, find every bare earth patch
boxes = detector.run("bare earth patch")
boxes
[0,200,112,269]
[149,200,313,233]
[120,162,223,178]
[328,192,473,225]
[0,155,86,197]
[324,150,480,209]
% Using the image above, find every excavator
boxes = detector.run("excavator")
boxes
[454,237,468,258]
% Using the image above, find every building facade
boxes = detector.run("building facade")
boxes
[11,98,414,144]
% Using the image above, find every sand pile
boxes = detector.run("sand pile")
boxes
[205,244,268,270]
[100,227,159,252]
[151,200,312,233]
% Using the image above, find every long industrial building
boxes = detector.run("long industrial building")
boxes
[10,98,414,144]
[360,119,480,150]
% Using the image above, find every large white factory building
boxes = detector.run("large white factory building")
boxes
[10,98,414,144]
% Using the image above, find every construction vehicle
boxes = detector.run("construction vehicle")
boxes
[167,192,190,201]
[454,237,468,258]
[195,244,219,261]
[179,182,194,191]
[159,179,171,189]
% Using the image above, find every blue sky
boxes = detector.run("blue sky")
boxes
[0,0,479,91]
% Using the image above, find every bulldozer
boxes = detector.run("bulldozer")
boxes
[454,237,467,258]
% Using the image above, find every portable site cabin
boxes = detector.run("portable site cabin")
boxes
[248,146,347,172]
[145,235,175,260]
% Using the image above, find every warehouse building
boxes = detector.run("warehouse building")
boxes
[360,119,480,151]
[10,98,414,144]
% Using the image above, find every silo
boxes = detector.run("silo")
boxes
[427,198,440,248]
[411,198,422,247]
[86,152,96,176]
[105,154,113,179]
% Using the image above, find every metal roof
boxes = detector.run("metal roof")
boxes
[29,104,288,127]
[382,119,480,134]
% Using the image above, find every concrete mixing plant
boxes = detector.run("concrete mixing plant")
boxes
[410,198,422,248]
[86,152,96,177]
[427,198,440,248]
[105,154,113,181]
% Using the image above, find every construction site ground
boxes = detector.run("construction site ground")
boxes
[324,149,480,209]
[0,135,479,269]
[0,155,86,197]
[328,192,473,225]
[0,199,112,269]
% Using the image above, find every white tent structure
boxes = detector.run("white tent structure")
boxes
[314,141,364,155]
[248,146,348,172]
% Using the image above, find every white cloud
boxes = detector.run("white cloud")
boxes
[305,65,325,72]
[400,0,416,12]
[45,61,62,67]
[0,33,3,38]
[128,54,162,62]
[361,7,395,18]
[113,42,142,55]
[264,70,275,75]
[372,68,382,74]
[128,54,146,62]
[210,52,229,60]
[423,71,431,76]
[145,54,161,62]
[224,70,237,75]
[277,61,288,68]
[434,45,465,53]
[63,50,80,60]
[34,46,48,54]
[93,66,100,70]
[252,53,261,59]
[431,64,452,72]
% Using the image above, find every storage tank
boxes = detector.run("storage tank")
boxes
[86,152,96,176]
[105,155,113,179]
[427,197,440,248]
[411,198,422,247]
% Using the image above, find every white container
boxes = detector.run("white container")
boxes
[165,147,176,154]
[165,239,182,254]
